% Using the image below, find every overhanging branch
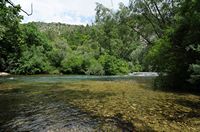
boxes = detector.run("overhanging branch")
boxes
[6,0,33,16]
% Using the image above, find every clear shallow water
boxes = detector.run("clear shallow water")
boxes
[0,75,154,131]
[0,75,154,83]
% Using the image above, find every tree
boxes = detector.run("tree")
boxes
[0,0,23,71]
[128,0,180,45]
[14,45,51,74]
[146,0,200,89]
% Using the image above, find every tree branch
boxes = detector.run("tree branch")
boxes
[132,27,153,45]
[6,0,33,16]
[152,0,166,25]
[142,12,162,37]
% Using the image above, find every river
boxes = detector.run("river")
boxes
[0,75,154,131]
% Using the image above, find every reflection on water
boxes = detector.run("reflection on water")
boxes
[0,75,145,131]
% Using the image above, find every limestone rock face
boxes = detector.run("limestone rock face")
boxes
[0,72,10,76]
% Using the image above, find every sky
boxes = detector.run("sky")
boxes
[12,0,129,25]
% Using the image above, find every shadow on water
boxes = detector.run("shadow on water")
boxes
[0,93,28,128]
[160,97,200,122]
[170,99,200,121]
[153,87,200,96]
[175,99,200,110]
[0,82,135,131]
[150,76,200,96]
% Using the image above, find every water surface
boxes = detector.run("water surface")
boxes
[0,75,148,131]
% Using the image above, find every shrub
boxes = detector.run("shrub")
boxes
[61,53,84,74]
[98,54,129,75]
[14,46,51,74]
[131,61,143,72]
[85,59,104,75]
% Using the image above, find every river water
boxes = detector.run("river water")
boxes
[0,75,154,131]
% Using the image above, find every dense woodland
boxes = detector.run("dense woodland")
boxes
[0,0,200,89]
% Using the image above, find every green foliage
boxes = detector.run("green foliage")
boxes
[188,45,200,87]
[144,37,172,72]
[189,63,200,85]
[0,1,23,71]
[61,53,84,74]
[145,0,200,89]
[21,23,51,50]
[131,61,143,72]
[85,58,104,75]
[10,23,52,74]
[48,39,69,68]
[14,46,51,74]
[99,54,129,75]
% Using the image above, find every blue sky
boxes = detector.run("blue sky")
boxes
[13,0,129,25]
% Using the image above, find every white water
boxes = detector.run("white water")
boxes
[129,72,158,77]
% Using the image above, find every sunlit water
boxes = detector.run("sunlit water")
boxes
[0,75,154,131]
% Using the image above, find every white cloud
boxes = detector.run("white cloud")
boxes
[12,0,129,25]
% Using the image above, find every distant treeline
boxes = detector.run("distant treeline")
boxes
[0,0,199,89]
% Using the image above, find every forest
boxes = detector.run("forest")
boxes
[0,0,200,90]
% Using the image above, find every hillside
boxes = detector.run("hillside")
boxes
[15,21,139,75]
